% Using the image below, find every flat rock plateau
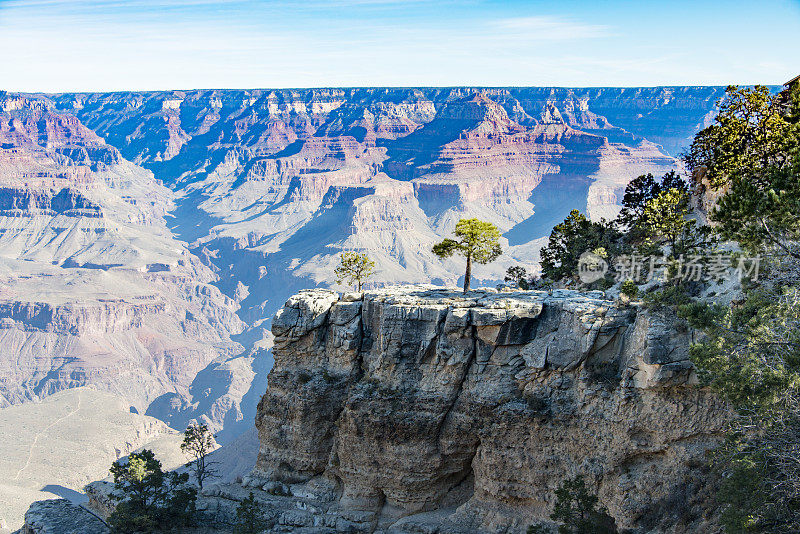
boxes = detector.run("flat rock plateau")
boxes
[0,86,728,529]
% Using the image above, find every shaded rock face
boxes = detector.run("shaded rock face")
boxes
[254,287,727,533]
[0,187,101,217]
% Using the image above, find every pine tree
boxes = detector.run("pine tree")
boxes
[334,251,376,292]
[181,423,217,489]
[234,492,269,534]
[433,218,502,292]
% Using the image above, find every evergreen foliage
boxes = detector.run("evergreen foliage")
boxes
[687,84,800,259]
[535,82,800,532]
[107,449,197,533]
[234,492,270,534]
[505,265,531,289]
[674,83,800,532]
[617,170,688,245]
[549,476,617,534]
[685,85,799,190]
[620,279,638,298]
[334,251,376,291]
[432,218,502,292]
[680,282,800,532]
[539,210,620,282]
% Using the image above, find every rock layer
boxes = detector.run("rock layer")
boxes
[23,499,110,534]
[254,287,727,533]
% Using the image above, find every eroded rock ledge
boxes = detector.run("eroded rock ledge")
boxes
[253,286,728,533]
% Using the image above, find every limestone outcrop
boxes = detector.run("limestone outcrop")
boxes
[253,287,728,533]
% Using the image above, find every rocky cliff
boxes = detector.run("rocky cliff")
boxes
[0,87,729,526]
[251,287,727,533]
[0,87,725,426]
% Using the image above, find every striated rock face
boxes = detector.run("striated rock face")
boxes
[254,287,727,533]
[0,86,729,495]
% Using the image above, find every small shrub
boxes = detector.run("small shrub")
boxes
[643,285,692,310]
[234,492,269,534]
[525,394,549,414]
[620,279,639,299]
[585,360,621,388]
[297,371,311,384]
[550,476,618,534]
[597,274,615,290]
[505,266,532,290]
[107,449,197,532]
[321,369,334,384]
[266,484,292,497]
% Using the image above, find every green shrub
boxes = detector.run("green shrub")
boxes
[107,449,197,533]
[643,285,692,310]
[549,476,617,534]
[620,280,638,298]
[234,492,269,534]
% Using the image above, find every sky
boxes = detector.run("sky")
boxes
[0,0,798,92]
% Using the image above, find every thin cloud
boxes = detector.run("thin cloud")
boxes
[0,0,796,91]
[493,16,611,40]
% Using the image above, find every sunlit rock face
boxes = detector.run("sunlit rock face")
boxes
[253,287,728,533]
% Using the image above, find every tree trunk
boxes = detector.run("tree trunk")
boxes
[463,254,472,293]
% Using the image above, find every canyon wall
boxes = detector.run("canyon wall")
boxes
[0,85,727,447]
[0,94,253,439]
[1,86,734,532]
[252,287,727,533]
[48,87,725,325]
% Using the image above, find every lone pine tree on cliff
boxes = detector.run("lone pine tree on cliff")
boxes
[433,218,502,292]
[334,251,375,292]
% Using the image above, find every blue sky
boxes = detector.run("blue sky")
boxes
[0,0,798,91]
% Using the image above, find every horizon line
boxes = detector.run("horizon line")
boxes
[2,82,789,96]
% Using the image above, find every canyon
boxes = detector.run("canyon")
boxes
[0,86,727,529]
